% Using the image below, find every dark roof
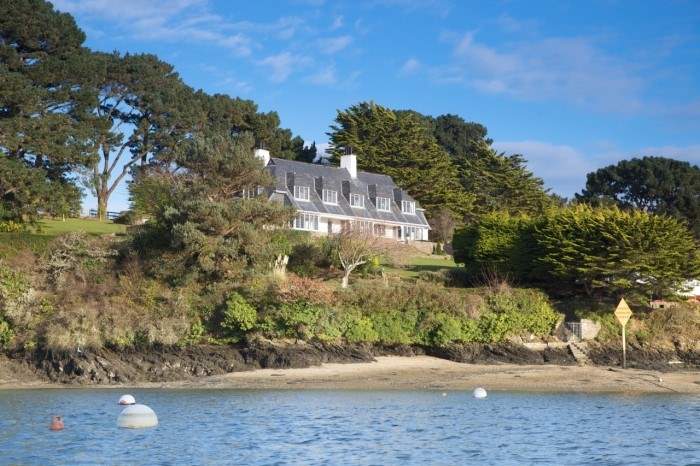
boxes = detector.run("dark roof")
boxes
[267,157,429,227]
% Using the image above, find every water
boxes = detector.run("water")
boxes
[1,389,699,465]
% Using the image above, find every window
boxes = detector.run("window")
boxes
[350,193,364,208]
[376,197,391,212]
[294,185,310,201]
[373,224,386,236]
[293,212,319,231]
[353,220,372,233]
[322,189,338,204]
[404,226,418,240]
[402,200,416,214]
[242,186,265,198]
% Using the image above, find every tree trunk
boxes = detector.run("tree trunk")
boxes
[96,190,109,221]
[341,270,351,288]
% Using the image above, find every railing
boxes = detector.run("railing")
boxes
[565,322,582,340]
[88,209,122,220]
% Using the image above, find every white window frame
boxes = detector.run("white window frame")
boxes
[402,200,416,214]
[376,197,391,212]
[294,185,310,201]
[293,212,319,231]
[322,189,338,205]
[350,193,365,208]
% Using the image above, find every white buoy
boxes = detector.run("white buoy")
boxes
[473,387,488,399]
[117,404,158,428]
[118,394,136,405]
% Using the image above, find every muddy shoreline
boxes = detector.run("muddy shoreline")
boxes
[2,339,699,388]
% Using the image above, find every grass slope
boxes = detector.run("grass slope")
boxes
[36,218,126,236]
[385,255,459,279]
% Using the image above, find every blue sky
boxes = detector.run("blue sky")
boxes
[52,0,700,212]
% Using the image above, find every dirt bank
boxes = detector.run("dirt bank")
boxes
[2,340,699,387]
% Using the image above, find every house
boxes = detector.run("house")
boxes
[678,280,700,302]
[254,148,430,241]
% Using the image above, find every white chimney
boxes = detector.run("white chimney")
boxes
[340,153,357,179]
[254,148,270,166]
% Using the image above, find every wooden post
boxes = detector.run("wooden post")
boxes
[621,322,627,369]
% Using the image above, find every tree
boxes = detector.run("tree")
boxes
[330,227,396,288]
[72,52,199,220]
[429,208,456,253]
[458,140,552,219]
[327,102,473,218]
[535,205,700,298]
[297,141,317,163]
[130,131,294,284]
[1,0,91,220]
[452,211,541,283]
[577,156,700,238]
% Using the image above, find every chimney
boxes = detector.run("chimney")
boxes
[254,148,270,166]
[340,146,357,179]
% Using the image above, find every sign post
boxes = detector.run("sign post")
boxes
[614,298,633,368]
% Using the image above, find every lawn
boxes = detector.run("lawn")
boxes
[0,218,126,259]
[35,218,126,236]
[384,255,459,279]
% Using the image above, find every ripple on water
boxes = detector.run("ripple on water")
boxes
[1,390,699,465]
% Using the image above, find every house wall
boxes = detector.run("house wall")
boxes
[295,211,428,241]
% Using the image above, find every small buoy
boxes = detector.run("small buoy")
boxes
[50,416,64,431]
[118,394,136,405]
[473,387,488,399]
[117,404,158,429]
[442,392,447,397]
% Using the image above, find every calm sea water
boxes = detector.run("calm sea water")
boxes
[1,389,699,465]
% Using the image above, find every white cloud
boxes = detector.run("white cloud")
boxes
[53,1,306,56]
[330,15,344,30]
[258,52,311,83]
[318,35,353,54]
[399,57,421,75]
[434,31,646,113]
[638,144,700,164]
[493,140,700,196]
[307,65,338,85]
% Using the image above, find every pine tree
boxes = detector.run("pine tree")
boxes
[327,102,473,218]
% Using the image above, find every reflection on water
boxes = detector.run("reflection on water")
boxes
[1,389,699,465]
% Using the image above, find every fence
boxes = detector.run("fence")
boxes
[88,209,123,220]
[565,322,582,340]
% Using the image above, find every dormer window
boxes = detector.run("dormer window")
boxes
[402,200,415,214]
[322,189,338,205]
[350,193,365,208]
[376,197,391,212]
[294,185,310,201]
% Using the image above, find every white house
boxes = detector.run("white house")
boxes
[254,148,430,241]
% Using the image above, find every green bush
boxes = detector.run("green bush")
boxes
[342,311,379,343]
[287,242,328,277]
[0,319,13,348]
[278,301,323,339]
[221,293,258,341]
[370,309,419,345]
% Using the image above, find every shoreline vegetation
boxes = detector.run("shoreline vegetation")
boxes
[3,1,700,400]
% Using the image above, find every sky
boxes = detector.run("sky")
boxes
[51,0,700,212]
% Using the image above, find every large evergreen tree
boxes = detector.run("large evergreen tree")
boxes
[327,102,473,218]
[0,0,91,222]
[577,156,700,238]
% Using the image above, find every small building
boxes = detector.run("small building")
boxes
[255,148,430,241]
[678,280,700,302]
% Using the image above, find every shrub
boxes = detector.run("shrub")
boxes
[425,312,465,346]
[287,242,328,277]
[370,309,419,345]
[342,311,379,343]
[278,301,322,339]
[0,319,13,348]
[221,293,258,341]
[0,221,24,233]
[43,233,115,288]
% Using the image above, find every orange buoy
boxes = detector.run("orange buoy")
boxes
[50,416,64,431]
